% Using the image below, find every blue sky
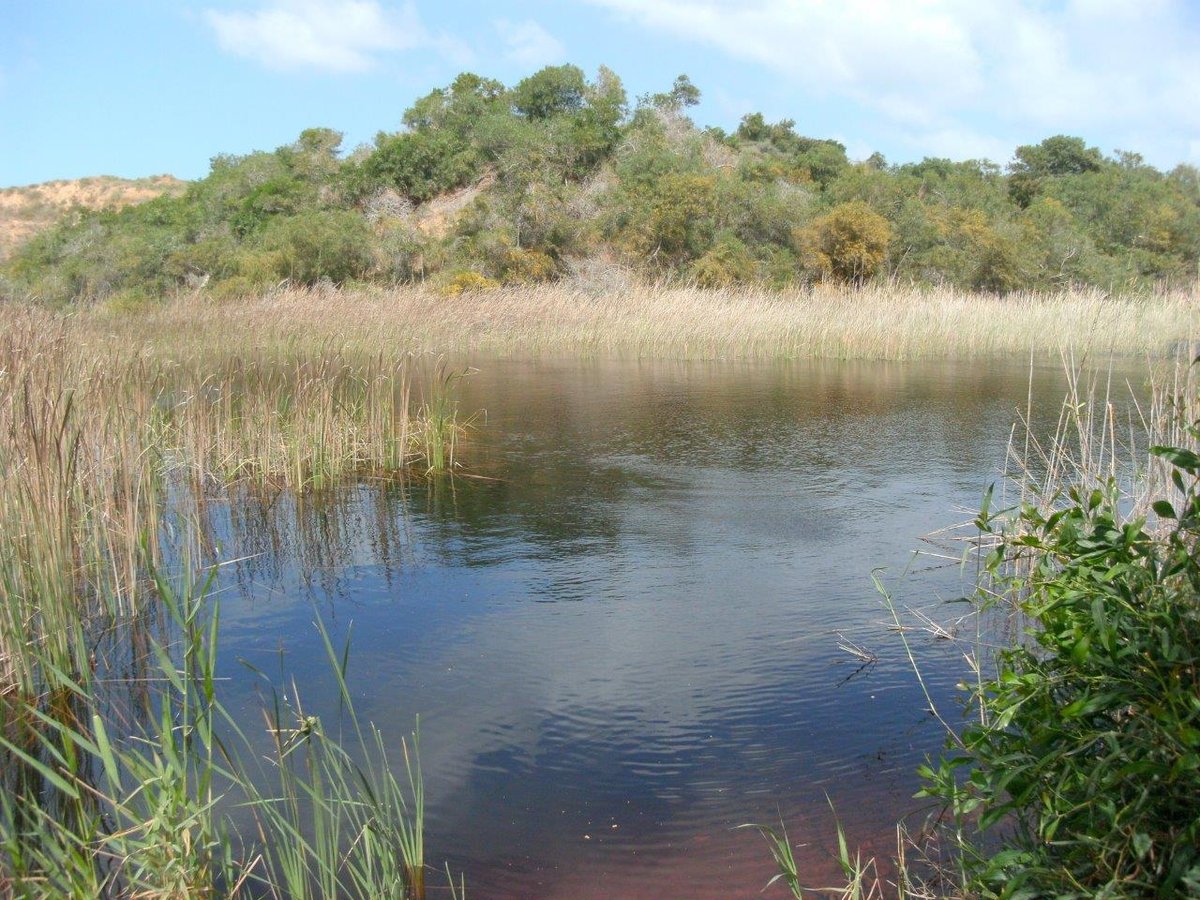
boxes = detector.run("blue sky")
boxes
[3,1,1199,187]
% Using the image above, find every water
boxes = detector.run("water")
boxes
[199,356,1141,898]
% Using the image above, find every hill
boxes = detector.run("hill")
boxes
[0,175,186,261]
[2,65,1197,306]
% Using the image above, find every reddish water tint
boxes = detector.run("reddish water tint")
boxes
[205,357,1137,898]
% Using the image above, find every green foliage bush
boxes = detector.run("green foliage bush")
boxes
[615,172,718,270]
[262,209,373,285]
[691,233,758,287]
[359,130,479,204]
[924,448,1200,896]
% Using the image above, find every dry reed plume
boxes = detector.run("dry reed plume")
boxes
[0,304,430,699]
[81,279,1200,361]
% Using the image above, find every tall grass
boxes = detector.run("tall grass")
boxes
[76,280,1200,361]
[0,552,437,897]
[0,303,466,896]
[0,305,467,695]
[412,361,473,475]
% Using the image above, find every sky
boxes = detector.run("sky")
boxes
[3,0,1200,187]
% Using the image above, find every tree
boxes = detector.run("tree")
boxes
[403,73,507,135]
[288,127,343,181]
[796,201,892,284]
[650,74,701,111]
[512,65,587,120]
[1009,135,1106,207]
[563,66,628,177]
[1012,135,1106,178]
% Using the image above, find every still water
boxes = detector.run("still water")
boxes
[198,356,1133,898]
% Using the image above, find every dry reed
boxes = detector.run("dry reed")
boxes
[81,280,1200,361]
[0,304,431,699]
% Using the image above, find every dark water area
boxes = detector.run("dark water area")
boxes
[195,356,1148,899]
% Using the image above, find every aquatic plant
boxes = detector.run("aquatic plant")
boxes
[0,552,438,898]
[0,304,464,896]
[413,360,472,475]
[51,280,1197,362]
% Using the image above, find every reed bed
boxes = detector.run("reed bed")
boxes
[0,302,456,896]
[0,306,449,697]
[79,280,1200,361]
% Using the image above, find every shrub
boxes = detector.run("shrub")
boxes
[499,248,557,285]
[691,233,757,287]
[209,275,265,302]
[437,271,500,296]
[102,286,161,314]
[923,448,1200,896]
[795,201,891,284]
[616,172,718,271]
[262,209,373,285]
[361,130,479,204]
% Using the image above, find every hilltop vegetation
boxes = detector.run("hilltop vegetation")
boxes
[3,65,1199,307]
[0,175,185,262]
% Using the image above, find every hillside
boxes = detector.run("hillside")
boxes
[2,65,1198,306]
[0,175,186,260]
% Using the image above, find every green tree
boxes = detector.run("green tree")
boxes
[1009,135,1106,207]
[512,65,587,120]
[360,130,479,203]
[649,74,701,111]
[403,73,507,136]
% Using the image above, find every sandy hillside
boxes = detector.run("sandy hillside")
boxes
[0,175,187,260]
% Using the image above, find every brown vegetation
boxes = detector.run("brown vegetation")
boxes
[0,174,185,259]
[75,279,1200,362]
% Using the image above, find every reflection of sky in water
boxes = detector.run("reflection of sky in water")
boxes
[200,357,1148,899]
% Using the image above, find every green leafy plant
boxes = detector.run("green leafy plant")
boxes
[921,448,1200,896]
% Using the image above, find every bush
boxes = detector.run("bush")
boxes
[361,130,479,204]
[498,248,557,285]
[795,201,891,284]
[262,210,373,285]
[616,172,718,271]
[924,448,1200,896]
[209,275,266,302]
[437,271,500,296]
[691,233,757,287]
[102,286,161,314]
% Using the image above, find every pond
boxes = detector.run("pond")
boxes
[197,356,1132,898]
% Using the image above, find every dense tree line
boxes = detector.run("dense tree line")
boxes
[4,65,1199,305]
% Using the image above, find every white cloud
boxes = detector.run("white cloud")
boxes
[494,18,567,69]
[587,0,1200,164]
[204,0,431,72]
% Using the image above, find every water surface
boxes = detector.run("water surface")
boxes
[201,356,1137,898]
